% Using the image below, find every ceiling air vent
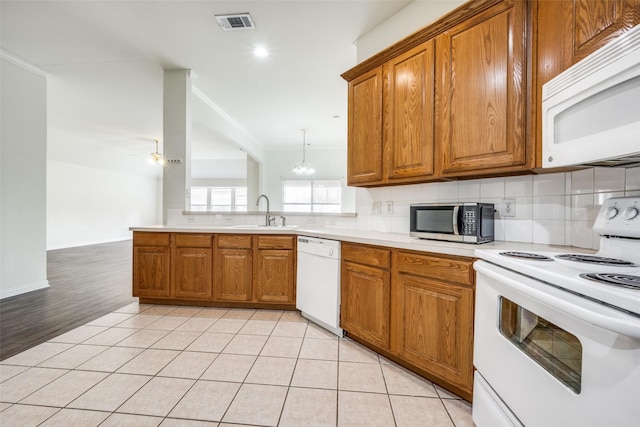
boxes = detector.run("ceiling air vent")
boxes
[215,13,255,31]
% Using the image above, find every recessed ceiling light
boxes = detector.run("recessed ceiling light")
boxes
[253,46,269,58]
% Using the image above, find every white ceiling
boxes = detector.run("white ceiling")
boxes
[1,0,424,164]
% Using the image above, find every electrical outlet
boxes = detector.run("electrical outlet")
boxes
[223,216,233,225]
[306,217,317,225]
[384,201,393,215]
[372,202,382,215]
[186,216,196,223]
[502,198,516,217]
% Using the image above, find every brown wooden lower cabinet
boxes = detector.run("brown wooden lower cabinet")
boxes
[395,272,474,395]
[133,232,474,399]
[341,261,391,349]
[132,231,296,309]
[340,243,475,402]
[256,249,295,303]
[173,234,213,300]
[216,235,253,302]
[133,232,171,299]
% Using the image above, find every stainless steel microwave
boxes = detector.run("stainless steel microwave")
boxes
[410,203,495,243]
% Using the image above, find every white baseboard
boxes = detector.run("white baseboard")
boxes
[0,280,50,300]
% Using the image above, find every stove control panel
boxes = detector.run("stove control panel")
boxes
[594,197,640,238]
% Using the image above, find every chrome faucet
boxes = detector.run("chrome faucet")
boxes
[256,194,275,226]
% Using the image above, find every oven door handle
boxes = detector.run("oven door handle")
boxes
[475,261,640,339]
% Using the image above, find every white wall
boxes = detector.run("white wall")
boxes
[355,0,465,62]
[263,147,356,212]
[47,160,161,250]
[1,58,49,298]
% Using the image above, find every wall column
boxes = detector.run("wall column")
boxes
[162,69,192,223]
[1,57,49,298]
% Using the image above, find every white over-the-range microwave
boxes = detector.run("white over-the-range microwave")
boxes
[542,24,640,168]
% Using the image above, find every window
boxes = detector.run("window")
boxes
[282,180,341,213]
[190,187,247,212]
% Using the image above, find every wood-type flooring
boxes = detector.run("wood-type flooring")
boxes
[0,240,136,360]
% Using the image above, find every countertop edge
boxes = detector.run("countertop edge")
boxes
[129,225,594,258]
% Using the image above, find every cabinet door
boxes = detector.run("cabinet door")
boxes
[341,261,390,349]
[133,245,171,298]
[384,40,435,180]
[255,249,295,304]
[215,248,253,302]
[437,0,528,175]
[396,273,474,392]
[348,67,383,185]
[565,0,639,64]
[173,247,213,300]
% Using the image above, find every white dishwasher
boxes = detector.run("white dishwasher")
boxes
[296,236,343,336]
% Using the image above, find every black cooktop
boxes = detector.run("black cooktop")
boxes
[556,254,636,267]
[499,251,554,261]
[580,273,640,290]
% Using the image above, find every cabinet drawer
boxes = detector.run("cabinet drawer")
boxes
[257,236,294,250]
[342,243,390,269]
[218,235,253,249]
[174,234,213,248]
[133,232,170,246]
[396,251,473,286]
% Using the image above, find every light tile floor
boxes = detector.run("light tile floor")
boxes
[0,303,473,427]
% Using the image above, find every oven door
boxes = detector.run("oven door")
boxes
[473,261,640,427]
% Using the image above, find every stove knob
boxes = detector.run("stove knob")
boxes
[623,206,639,220]
[605,207,619,220]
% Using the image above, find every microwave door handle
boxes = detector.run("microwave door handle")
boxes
[452,206,460,235]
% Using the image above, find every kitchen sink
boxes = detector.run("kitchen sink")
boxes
[225,224,299,230]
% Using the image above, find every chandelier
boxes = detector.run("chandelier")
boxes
[148,140,165,166]
[292,129,315,175]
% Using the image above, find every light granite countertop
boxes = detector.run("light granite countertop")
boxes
[130,225,594,258]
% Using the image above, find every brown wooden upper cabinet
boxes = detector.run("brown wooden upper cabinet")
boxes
[343,0,640,186]
[343,0,532,186]
[437,0,529,176]
[348,67,384,185]
[566,0,639,65]
[384,40,436,182]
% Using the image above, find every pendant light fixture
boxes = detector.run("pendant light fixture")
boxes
[148,140,165,166]
[292,129,315,175]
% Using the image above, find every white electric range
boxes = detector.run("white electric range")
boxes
[473,196,640,427]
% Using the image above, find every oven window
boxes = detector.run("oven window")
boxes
[499,297,582,394]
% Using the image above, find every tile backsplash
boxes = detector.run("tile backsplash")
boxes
[169,167,640,251]
[356,167,640,250]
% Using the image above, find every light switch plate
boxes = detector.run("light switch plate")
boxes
[372,202,382,215]
[384,201,393,215]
